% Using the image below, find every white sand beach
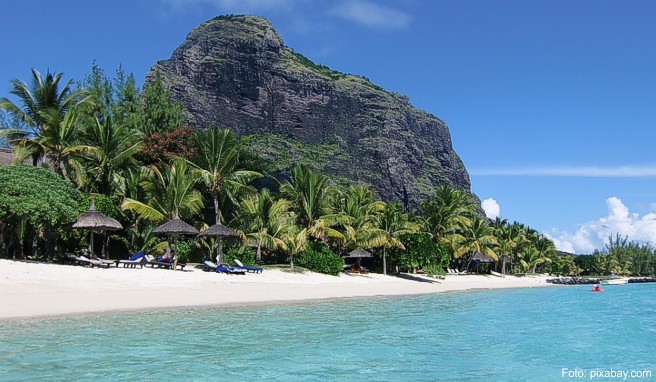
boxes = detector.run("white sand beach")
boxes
[0,259,552,320]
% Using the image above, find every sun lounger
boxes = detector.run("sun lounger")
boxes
[144,255,186,270]
[78,255,112,268]
[115,252,145,268]
[217,263,246,275]
[234,259,263,273]
[203,261,244,274]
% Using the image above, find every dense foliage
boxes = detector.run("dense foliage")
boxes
[0,165,82,226]
[0,165,82,258]
[388,233,450,273]
[2,64,619,279]
[295,242,344,275]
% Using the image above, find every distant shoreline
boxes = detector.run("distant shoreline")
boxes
[0,259,552,321]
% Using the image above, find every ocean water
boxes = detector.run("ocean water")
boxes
[0,284,654,382]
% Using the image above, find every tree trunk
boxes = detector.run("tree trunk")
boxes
[383,247,387,275]
[290,254,294,270]
[216,238,223,264]
[502,256,506,278]
[213,193,223,264]
[172,236,178,271]
[256,243,262,264]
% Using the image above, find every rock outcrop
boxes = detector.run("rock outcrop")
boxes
[147,15,472,208]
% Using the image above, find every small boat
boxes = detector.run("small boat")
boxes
[591,284,604,292]
[600,278,629,285]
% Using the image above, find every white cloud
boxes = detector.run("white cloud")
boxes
[481,198,500,220]
[329,0,411,28]
[545,196,656,254]
[472,165,656,177]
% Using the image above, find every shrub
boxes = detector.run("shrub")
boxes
[296,242,344,275]
[225,246,256,266]
[174,239,202,263]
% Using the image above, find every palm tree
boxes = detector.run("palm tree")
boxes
[375,202,420,275]
[0,69,92,165]
[518,245,548,273]
[282,227,308,270]
[237,188,294,263]
[493,218,525,276]
[78,116,142,195]
[324,184,386,254]
[9,107,87,181]
[280,165,331,236]
[532,234,556,273]
[185,126,260,226]
[456,216,498,270]
[420,185,475,242]
[121,158,203,222]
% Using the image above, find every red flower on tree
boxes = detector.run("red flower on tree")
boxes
[138,126,197,166]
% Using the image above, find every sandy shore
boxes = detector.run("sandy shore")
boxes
[0,259,552,320]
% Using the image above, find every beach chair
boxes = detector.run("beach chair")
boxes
[234,259,263,274]
[204,260,245,274]
[145,255,186,270]
[115,252,145,268]
[203,260,219,272]
[218,263,246,275]
[78,255,112,268]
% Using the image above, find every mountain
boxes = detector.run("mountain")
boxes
[146,15,473,208]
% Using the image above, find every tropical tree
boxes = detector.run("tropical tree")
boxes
[78,116,142,196]
[0,69,92,164]
[120,158,203,222]
[9,107,88,182]
[493,219,525,276]
[324,184,386,253]
[375,202,420,275]
[455,216,498,270]
[237,188,294,263]
[139,73,184,135]
[282,227,308,270]
[280,165,331,237]
[420,185,476,242]
[185,126,260,226]
[532,233,556,273]
[0,165,82,258]
[518,245,548,273]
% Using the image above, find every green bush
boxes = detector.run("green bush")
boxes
[225,246,256,266]
[296,243,344,275]
[389,233,450,272]
[174,239,203,263]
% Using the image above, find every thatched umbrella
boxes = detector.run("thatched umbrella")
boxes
[152,210,198,270]
[471,251,495,263]
[72,198,122,256]
[197,222,240,264]
[346,248,372,268]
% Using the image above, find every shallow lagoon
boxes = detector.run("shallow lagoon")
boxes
[1,284,654,381]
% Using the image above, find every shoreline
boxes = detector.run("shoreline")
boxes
[0,259,553,321]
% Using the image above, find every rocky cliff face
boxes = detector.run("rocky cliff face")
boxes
[147,15,472,208]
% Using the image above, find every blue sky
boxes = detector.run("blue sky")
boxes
[2,0,656,253]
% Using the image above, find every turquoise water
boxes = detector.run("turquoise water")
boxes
[1,284,654,381]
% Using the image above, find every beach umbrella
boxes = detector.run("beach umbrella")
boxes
[471,251,495,263]
[153,210,199,270]
[197,222,240,264]
[72,197,122,256]
[345,248,372,267]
